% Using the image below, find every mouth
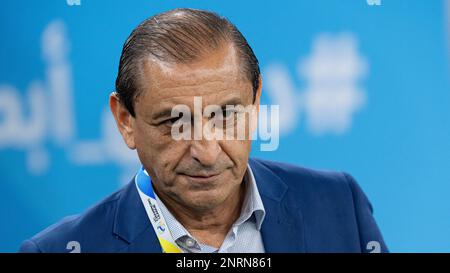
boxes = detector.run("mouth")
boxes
[180,172,223,183]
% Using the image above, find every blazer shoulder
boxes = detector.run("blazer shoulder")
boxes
[19,184,129,253]
[251,158,352,192]
[250,158,365,213]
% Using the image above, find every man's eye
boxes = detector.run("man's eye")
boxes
[221,109,236,120]
[213,109,237,129]
[161,115,182,126]
[159,113,183,126]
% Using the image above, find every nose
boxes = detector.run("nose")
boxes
[190,138,222,167]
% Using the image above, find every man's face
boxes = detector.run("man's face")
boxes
[112,44,261,211]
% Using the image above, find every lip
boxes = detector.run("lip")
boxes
[180,172,222,183]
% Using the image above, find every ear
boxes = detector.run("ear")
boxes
[109,92,136,149]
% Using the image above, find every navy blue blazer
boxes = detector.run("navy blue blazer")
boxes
[19,158,388,253]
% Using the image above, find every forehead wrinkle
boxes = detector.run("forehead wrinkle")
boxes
[157,79,233,91]
[143,70,251,101]
[154,89,249,108]
[141,44,244,89]
[148,65,242,90]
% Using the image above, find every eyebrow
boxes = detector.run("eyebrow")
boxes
[151,96,245,121]
[221,97,243,108]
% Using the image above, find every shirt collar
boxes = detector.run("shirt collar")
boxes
[234,163,266,230]
[154,163,266,243]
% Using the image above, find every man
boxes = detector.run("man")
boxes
[19,8,387,253]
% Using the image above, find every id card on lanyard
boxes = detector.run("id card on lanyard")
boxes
[135,166,183,253]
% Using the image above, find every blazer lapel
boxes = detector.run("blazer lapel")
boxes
[249,158,306,253]
[112,178,162,253]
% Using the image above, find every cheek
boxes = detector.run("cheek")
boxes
[221,140,251,174]
[134,122,186,179]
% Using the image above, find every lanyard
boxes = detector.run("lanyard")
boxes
[135,166,183,253]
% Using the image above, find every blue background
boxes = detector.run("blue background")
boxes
[1,0,449,252]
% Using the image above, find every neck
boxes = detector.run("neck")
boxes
[156,182,246,248]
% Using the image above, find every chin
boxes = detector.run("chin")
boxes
[183,189,227,210]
